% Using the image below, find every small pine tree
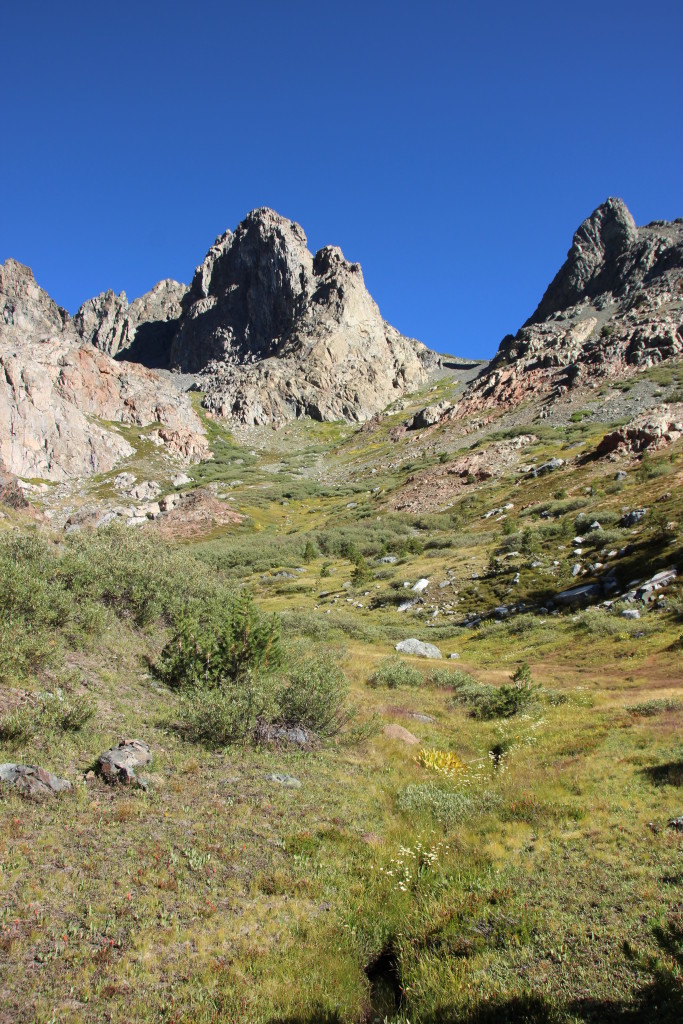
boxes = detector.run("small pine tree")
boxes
[303,539,317,564]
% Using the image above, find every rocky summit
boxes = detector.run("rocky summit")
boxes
[462,198,683,413]
[73,207,439,425]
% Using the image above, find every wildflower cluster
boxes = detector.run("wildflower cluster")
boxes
[377,835,448,892]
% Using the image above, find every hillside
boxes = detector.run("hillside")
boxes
[0,199,681,1024]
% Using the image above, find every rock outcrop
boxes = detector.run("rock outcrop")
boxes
[72,208,438,426]
[595,404,683,456]
[174,209,437,425]
[73,278,186,365]
[463,199,683,412]
[0,260,207,481]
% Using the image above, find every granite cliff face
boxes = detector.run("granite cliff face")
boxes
[0,260,206,481]
[73,208,438,425]
[463,198,683,412]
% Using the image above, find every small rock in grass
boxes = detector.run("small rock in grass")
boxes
[619,508,647,527]
[266,772,301,789]
[384,724,420,745]
[449,652,460,659]
[0,763,71,800]
[99,739,152,786]
[621,609,640,620]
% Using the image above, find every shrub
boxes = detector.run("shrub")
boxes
[368,657,423,688]
[417,748,466,778]
[156,592,281,691]
[274,648,350,735]
[177,682,270,747]
[427,668,478,689]
[626,698,682,717]
[449,665,537,720]
[0,691,94,744]
[303,539,318,563]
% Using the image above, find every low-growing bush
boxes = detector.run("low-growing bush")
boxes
[449,665,537,720]
[427,668,478,688]
[155,592,281,691]
[369,657,423,688]
[0,691,94,744]
[176,680,271,746]
[626,698,682,717]
[275,648,349,735]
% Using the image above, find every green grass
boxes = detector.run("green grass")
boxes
[1,393,682,1023]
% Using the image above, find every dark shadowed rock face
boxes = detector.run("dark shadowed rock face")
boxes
[170,209,313,372]
[73,279,187,367]
[168,208,437,424]
[461,198,683,413]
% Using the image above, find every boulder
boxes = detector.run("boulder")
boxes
[0,763,71,800]
[530,458,564,477]
[395,639,442,659]
[98,739,152,786]
[406,401,453,430]
[383,724,420,745]
[620,509,647,527]
[554,583,602,607]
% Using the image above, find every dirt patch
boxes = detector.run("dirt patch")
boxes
[154,488,243,539]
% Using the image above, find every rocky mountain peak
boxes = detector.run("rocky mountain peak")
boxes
[0,258,206,482]
[528,197,638,323]
[1,259,68,336]
[460,198,682,415]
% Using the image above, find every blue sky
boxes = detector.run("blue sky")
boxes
[2,0,681,359]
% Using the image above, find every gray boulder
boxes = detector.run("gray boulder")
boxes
[0,763,71,800]
[98,739,152,786]
[395,638,443,659]
[619,508,647,527]
[266,772,302,789]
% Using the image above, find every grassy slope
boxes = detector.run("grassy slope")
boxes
[0,369,682,1024]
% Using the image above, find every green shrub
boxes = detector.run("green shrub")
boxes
[155,592,281,691]
[369,657,423,688]
[177,681,271,747]
[303,539,318,563]
[427,668,478,689]
[0,691,94,744]
[275,648,349,735]
[449,665,537,720]
[626,698,682,717]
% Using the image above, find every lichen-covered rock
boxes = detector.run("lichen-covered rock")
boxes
[98,739,152,785]
[395,639,443,659]
[0,763,72,800]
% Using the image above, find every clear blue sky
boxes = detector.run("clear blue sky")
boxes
[2,0,681,359]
